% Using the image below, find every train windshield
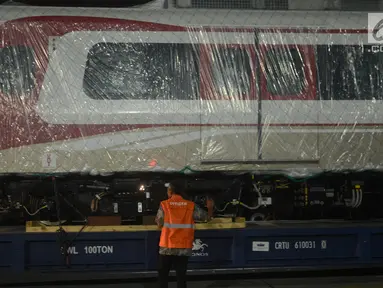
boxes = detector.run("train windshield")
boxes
[0,46,36,98]
[83,42,199,100]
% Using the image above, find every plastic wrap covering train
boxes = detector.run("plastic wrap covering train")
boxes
[0,7,382,177]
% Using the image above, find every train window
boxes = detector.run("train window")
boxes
[83,42,199,100]
[210,46,252,98]
[264,47,305,96]
[326,45,383,100]
[0,46,36,98]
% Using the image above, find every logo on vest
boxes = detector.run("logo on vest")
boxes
[169,202,187,206]
[192,239,209,257]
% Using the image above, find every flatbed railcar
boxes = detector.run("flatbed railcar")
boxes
[0,6,383,277]
[1,220,383,282]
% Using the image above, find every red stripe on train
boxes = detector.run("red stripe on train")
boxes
[5,16,370,34]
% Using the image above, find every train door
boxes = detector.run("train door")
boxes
[199,40,259,164]
[257,40,319,166]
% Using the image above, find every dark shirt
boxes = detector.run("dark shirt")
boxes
[155,202,209,256]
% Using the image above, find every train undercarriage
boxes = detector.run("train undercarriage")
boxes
[0,171,382,226]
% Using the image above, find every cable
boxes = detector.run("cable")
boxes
[242,279,275,288]
[351,189,356,208]
[250,213,265,221]
[52,176,70,267]
[253,182,263,199]
[23,205,47,216]
[238,201,261,210]
[58,191,87,220]
[215,200,263,212]
[215,182,264,212]
[54,178,89,268]
[356,189,363,208]
[67,223,88,249]
[214,202,232,212]
[261,280,276,288]
[51,177,88,267]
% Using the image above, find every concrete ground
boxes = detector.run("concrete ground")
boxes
[12,275,383,288]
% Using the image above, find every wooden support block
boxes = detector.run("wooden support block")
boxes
[142,215,156,225]
[25,222,159,233]
[25,217,246,233]
[87,216,121,226]
[195,221,246,230]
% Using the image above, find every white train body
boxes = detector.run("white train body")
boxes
[0,6,382,175]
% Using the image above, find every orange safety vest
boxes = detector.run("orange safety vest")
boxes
[159,195,195,249]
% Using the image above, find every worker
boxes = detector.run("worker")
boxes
[155,180,213,288]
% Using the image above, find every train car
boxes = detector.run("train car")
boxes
[0,6,382,225]
[0,6,382,175]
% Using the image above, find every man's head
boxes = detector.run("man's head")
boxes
[167,180,185,198]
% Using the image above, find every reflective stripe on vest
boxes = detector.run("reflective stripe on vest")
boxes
[163,223,195,229]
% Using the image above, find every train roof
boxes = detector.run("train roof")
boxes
[0,5,372,30]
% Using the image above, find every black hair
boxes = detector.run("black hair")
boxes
[169,180,186,195]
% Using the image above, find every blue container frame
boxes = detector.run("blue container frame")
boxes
[1,225,383,276]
